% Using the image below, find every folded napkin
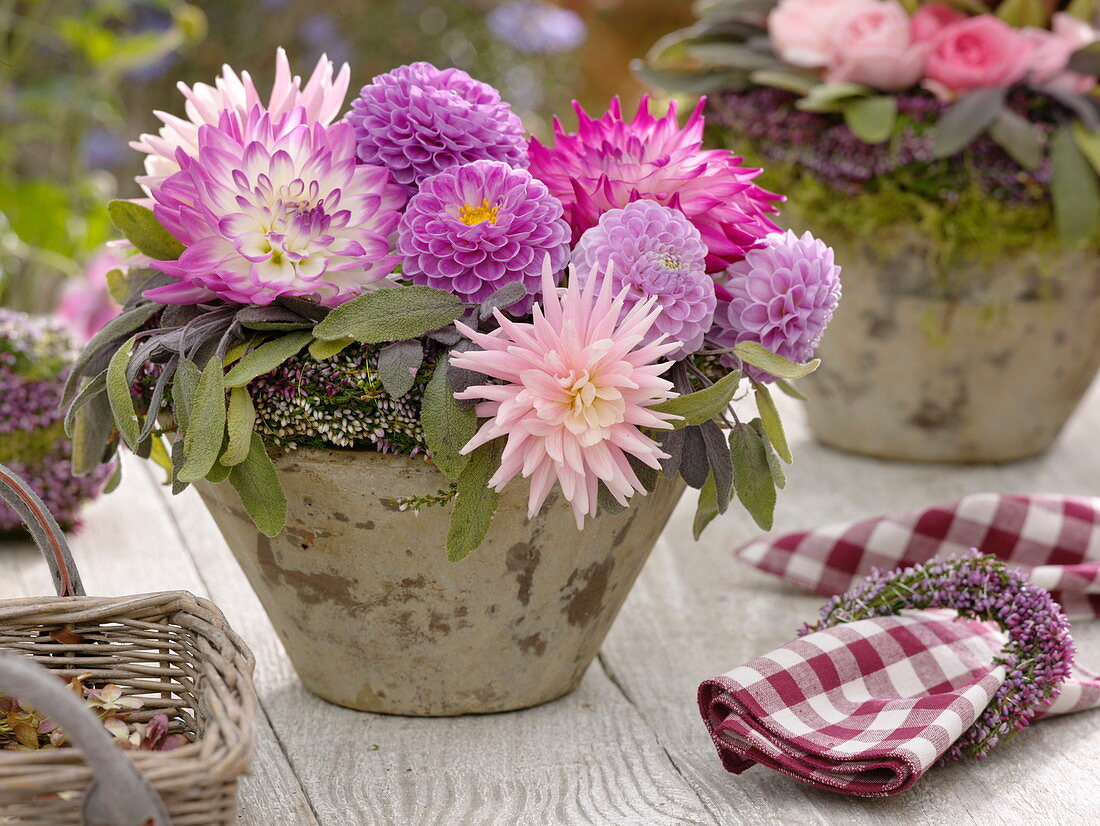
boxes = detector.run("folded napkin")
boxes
[700,494,1100,796]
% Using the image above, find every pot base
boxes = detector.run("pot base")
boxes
[196,448,684,717]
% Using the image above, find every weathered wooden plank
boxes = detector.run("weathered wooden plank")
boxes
[0,463,318,826]
[599,380,1100,826]
[152,466,719,825]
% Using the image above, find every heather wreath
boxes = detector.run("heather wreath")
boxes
[66,49,844,557]
[642,0,1100,284]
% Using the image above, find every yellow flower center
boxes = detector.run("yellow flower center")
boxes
[563,370,625,430]
[459,198,500,226]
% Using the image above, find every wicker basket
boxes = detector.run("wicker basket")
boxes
[0,464,256,825]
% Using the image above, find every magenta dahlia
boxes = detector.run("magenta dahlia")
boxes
[146,105,406,308]
[709,230,842,383]
[347,62,528,191]
[397,160,570,312]
[573,200,715,360]
[527,96,782,272]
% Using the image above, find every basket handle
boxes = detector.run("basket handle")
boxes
[0,463,84,597]
[0,653,172,825]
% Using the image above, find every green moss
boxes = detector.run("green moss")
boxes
[0,421,66,466]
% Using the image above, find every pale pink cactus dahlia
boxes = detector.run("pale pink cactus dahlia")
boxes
[452,259,680,528]
[527,96,782,272]
[131,47,350,193]
[146,106,406,307]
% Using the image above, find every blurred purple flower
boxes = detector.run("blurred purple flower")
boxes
[56,246,123,342]
[81,129,131,170]
[397,159,570,312]
[487,1,587,55]
[709,229,841,383]
[573,200,715,360]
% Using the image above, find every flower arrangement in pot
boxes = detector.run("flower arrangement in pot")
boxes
[65,49,842,716]
[643,0,1100,463]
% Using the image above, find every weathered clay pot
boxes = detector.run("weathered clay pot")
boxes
[195,448,684,716]
[803,237,1100,463]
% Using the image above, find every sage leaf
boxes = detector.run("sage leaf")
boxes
[693,473,721,541]
[1072,120,1100,176]
[228,433,288,538]
[106,335,142,450]
[71,399,115,476]
[447,438,504,561]
[996,0,1049,27]
[62,302,159,407]
[989,109,1043,171]
[597,482,628,516]
[106,200,185,261]
[751,418,787,489]
[479,281,528,320]
[796,82,873,114]
[177,357,227,483]
[753,381,792,463]
[1068,42,1100,76]
[308,336,353,361]
[172,358,200,433]
[64,370,108,437]
[679,425,710,489]
[700,420,732,513]
[651,370,740,429]
[932,88,1006,159]
[377,340,424,399]
[313,286,463,343]
[843,95,896,145]
[775,378,807,401]
[222,386,256,467]
[1052,126,1100,246]
[748,68,817,96]
[734,341,819,380]
[223,331,312,388]
[627,454,660,493]
[421,354,479,479]
[729,420,777,531]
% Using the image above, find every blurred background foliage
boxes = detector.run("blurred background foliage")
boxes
[0,0,692,315]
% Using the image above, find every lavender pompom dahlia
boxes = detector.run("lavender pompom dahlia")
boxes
[710,229,841,383]
[574,200,715,360]
[147,106,406,308]
[347,62,528,191]
[0,310,113,533]
[805,550,1074,761]
[397,160,570,311]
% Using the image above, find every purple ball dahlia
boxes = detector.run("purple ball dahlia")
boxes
[397,160,570,312]
[709,230,842,383]
[0,309,113,534]
[527,96,783,272]
[573,200,715,360]
[147,106,406,308]
[347,62,528,191]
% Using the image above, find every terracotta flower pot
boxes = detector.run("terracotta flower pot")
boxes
[195,447,685,716]
[802,237,1100,463]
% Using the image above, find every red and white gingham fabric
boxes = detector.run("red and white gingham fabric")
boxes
[698,494,1100,796]
[699,609,1007,796]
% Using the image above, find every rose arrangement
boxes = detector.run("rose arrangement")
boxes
[65,49,842,558]
[642,0,1100,282]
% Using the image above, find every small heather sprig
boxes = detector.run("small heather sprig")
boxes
[803,550,1074,760]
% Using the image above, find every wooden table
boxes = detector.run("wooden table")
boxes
[5,383,1099,825]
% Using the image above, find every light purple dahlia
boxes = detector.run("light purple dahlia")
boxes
[347,62,528,192]
[146,105,406,308]
[397,160,570,312]
[527,97,782,272]
[573,200,715,360]
[709,230,842,383]
[487,0,587,55]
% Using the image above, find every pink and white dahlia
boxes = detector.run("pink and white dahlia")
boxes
[451,259,680,528]
[527,97,782,273]
[146,106,406,307]
[131,48,350,193]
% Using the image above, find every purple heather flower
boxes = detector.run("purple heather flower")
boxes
[487,1,587,55]
[146,105,406,308]
[805,550,1074,761]
[346,62,528,191]
[397,159,570,312]
[709,229,841,383]
[573,200,715,360]
[0,309,113,533]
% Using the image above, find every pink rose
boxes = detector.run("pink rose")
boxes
[826,1,927,92]
[768,0,876,68]
[924,14,1033,98]
[1023,13,1098,95]
[911,3,965,43]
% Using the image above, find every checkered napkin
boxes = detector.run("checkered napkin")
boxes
[698,494,1100,796]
